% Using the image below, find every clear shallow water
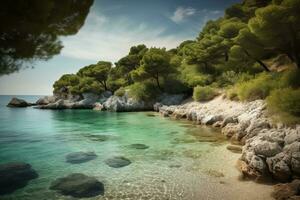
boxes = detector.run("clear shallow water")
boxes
[0,95,273,200]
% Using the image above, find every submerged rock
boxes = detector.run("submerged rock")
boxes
[7,98,33,107]
[65,152,97,164]
[129,144,149,149]
[50,173,104,198]
[82,134,110,142]
[105,156,131,168]
[226,145,242,153]
[0,162,38,195]
[272,179,300,200]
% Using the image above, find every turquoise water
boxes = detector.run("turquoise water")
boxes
[0,95,273,200]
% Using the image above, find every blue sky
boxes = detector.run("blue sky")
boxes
[0,0,239,95]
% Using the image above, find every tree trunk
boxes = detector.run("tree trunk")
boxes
[256,59,270,72]
[289,24,300,68]
[225,52,229,62]
[155,73,163,91]
[242,47,270,72]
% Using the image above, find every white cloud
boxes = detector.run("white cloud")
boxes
[61,12,189,63]
[170,7,196,23]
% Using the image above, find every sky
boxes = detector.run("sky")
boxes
[0,0,240,95]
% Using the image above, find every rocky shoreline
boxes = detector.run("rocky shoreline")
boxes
[158,95,300,184]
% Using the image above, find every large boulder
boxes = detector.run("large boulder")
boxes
[50,173,104,198]
[254,140,282,157]
[267,152,292,181]
[65,152,97,164]
[7,98,32,107]
[0,162,38,195]
[157,93,185,106]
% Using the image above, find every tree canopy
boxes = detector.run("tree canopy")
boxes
[0,0,94,75]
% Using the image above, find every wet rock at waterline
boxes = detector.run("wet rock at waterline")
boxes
[7,98,34,108]
[0,162,38,195]
[65,151,97,164]
[105,156,131,168]
[272,179,300,200]
[50,173,104,198]
[129,144,149,149]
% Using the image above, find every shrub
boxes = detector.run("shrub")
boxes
[226,87,239,100]
[193,86,218,102]
[267,88,300,124]
[127,82,160,101]
[114,87,126,97]
[217,71,254,87]
[279,68,300,89]
[235,72,278,101]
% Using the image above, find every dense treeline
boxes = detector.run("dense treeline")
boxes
[54,0,300,123]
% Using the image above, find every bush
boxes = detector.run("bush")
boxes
[217,71,254,87]
[235,72,278,101]
[279,68,300,89]
[193,86,218,102]
[114,87,126,97]
[267,88,300,124]
[127,82,160,101]
[226,87,239,100]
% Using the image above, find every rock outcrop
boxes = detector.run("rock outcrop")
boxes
[157,95,300,182]
[102,93,185,112]
[7,98,34,107]
[0,162,38,194]
[36,96,57,105]
[50,173,104,198]
[37,92,112,109]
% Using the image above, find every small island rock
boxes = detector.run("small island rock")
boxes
[7,98,32,107]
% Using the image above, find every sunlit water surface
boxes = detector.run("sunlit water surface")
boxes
[0,95,273,200]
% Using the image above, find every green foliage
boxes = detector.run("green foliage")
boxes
[279,68,300,88]
[53,74,80,94]
[217,71,254,87]
[127,82,160,101]
[249,0,300,66]
[114,87,126,97]
[77,61,111,90]
[0,0,93,75]
[132,48,175,90]
[234,72,278,101]
[267,88,300,124]
[193,86,218,102]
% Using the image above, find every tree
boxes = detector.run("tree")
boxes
[231,28,272,71]
[0,0,94,75]
[77,61,112,91]
[249,0,300,67]
[131,48,174,91]
[53,74,80,94]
